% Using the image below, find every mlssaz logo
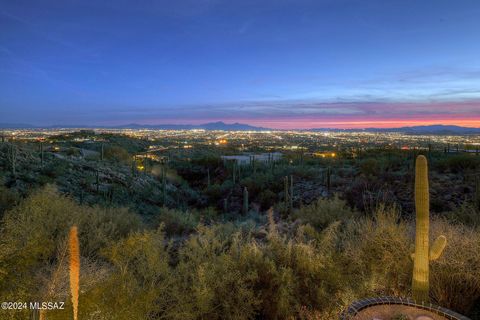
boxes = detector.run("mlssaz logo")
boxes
[30,302,65,310]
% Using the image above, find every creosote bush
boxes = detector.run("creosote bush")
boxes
[294,195,358,230]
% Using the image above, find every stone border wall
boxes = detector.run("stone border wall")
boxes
[339,296,470,320]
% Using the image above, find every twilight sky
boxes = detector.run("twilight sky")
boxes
[1,0,480,129]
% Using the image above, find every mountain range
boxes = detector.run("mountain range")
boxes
[1,122,480,134]
[0,121,268,131]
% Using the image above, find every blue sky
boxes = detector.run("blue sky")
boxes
[1,0,480,128]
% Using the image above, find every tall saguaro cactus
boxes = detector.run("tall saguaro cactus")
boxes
[207,168,211,188]
[283,175,294,213]
[475,176,480,210]
[162,166,167,207]
[95,170,100,193]
[412,155,447,302]
[243,187,249,214]
[40,142,44,166]
[290,175,294,209]
[326,167,331,193]
[232,161,237,184]
[284,176,289,212]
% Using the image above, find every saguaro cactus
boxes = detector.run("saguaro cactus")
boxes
[232,162,237,184]
[207,168,211,188]
[283,175,294,213]
[243,187,249,214]
[326,167,331,192]
[475,176,480,210]
[131,156,136,177]
[411,155,447,302]
[162,167,167,206]
[284,176,289,211]
[40,142,44,166]
[290,175,294,210]
[95,170,100,193]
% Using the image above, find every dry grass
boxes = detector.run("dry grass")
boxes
[430,219,480,314]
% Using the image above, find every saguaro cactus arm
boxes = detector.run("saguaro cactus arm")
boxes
[243,187,249,214]
[410,234,447,261]
[430,235,447,261]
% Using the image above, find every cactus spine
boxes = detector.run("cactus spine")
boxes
[412,155,447,302]
[243,187,249,214]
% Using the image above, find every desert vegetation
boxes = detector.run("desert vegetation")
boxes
[0,133,479,319]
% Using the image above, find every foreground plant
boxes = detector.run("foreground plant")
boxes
[412,155,447,302]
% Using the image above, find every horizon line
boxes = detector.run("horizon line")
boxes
[2,120,480,131]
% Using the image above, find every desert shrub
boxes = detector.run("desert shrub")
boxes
[294,195,357,230]
[430,219,480,315]
[85,229,173,320]
[169,222,345,320]
[0,185,142,314]
[41,158,69,178]
[442,201,480,227]
[360,158,380,176]
[66,147,81,156]
[104,145,131,163]
[436,154,480,173]
[257,189,277,209]
[170,225,260,319]
[252,228,344,319]
[205,183,224,204]
[341,206,411,298]
[0,185,19,217]
[157,207,200,235]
